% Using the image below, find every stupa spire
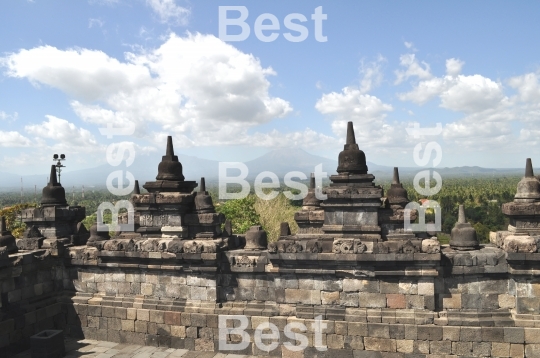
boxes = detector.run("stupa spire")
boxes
[458,204,466,224]
[200,177,206,192]
[346,121,356,145]
[166,135,174,157]
[49,165,58,185]
[133,180,140,195]
[0,216,6,234]
[526,158,534,178]
[392,167,400,185]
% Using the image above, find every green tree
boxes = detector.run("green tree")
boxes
[0,203,37,238]
[215,194,260,234]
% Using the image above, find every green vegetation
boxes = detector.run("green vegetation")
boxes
[215,195,261,235]
[0,203,37,238]
[0,176,521,243]
[378,176,519,243]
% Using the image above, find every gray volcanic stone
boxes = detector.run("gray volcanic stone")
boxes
[449,205,479,251]
[337,121,368,174]
[514,158,540,202]
[0,216,17,254]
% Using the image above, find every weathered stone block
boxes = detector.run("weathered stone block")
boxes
[343,279,379,293]
[121,319,134,332]
[359,293,386,308]
[417,325,442,341]
[439,293,461,309]
[505,327,525,343]
[461,326,482,342]
[396,339,413,354]
[285,289,320,305]
[452,341,473,356]
[525,344,540,358]
[137,309,150,321]
[524,328,540,344]
[468,342,489,357]
[386,294,405,309]
[380,281,399,294]
[340,292,359,307]
[348,322,367,336]
[327,334,344,349]
[321,291,340,305]
[149,310,164,324]
[368,323,390,338]
[171,325,186,338]
[443,326,460,341]
[345,335,364,350]
[430,340,451,355]
[510,343,525,358]
[364,337,396,352]
[135,320,147,333]
[388,324,404,339]
[482,327,504,342]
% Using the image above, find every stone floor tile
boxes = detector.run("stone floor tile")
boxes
[91,346,112,353]
[118,344,141,352]
[168,348,189,357]
[95,353,116,358]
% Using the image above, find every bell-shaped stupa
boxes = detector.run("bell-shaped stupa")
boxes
[514,158,540,202]
[337,121,368,174]
[143,136,197,193]
[449,205,479,251]
[387,167,409,206]
[41,165,67,206]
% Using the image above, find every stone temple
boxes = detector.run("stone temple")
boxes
[2,122,540,357]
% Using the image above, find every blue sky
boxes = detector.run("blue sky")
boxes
[2,0,540,175]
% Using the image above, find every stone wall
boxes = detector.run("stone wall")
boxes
[4,244,540,357]
[0,250,65,353]
[67,298,540,357]
[69,268,218,302]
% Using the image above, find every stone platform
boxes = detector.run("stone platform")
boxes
[12,338,263,358]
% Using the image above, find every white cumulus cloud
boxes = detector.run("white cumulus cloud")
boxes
[25,115,98,149]
[0,131,32,147]
[2,46,152,102]
[145,0,190,26]
[1,33,305,149]
[394,54,432,85]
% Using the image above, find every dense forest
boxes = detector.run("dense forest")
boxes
[0,176,520,243]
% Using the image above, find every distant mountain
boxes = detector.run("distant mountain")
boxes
[0,149,528,191]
